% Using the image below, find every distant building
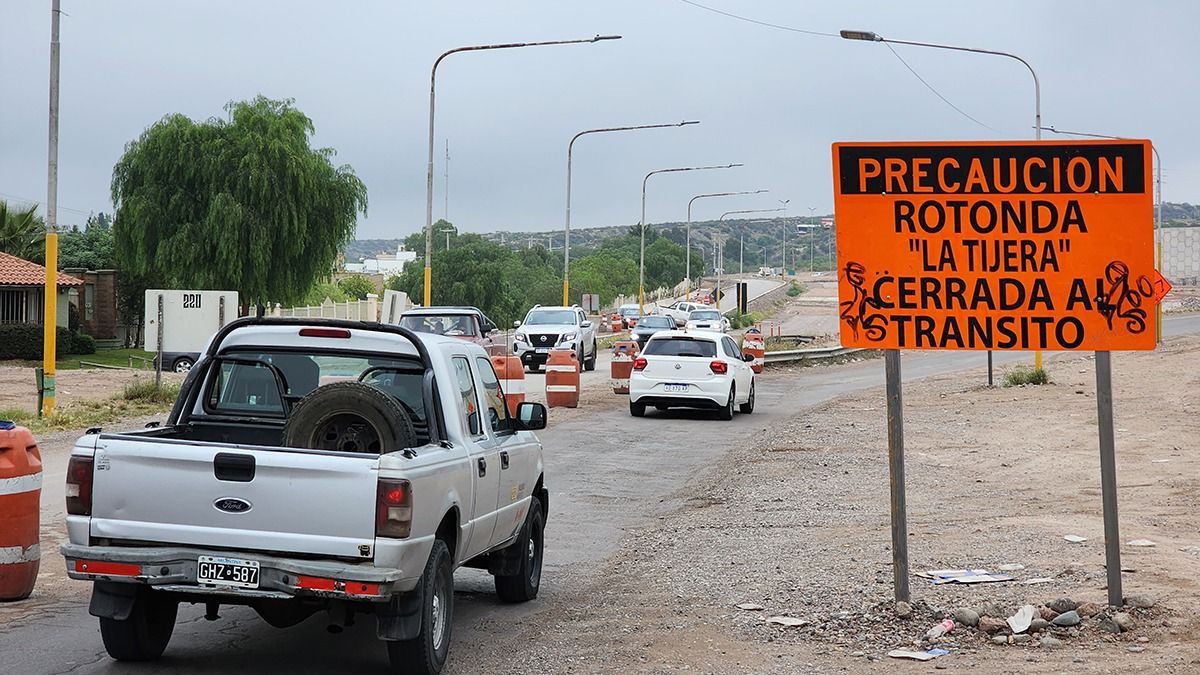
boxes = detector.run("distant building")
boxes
[344,243,417,275]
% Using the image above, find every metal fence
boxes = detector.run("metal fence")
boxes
[275,294,379,321]
[1162,226,1200,287]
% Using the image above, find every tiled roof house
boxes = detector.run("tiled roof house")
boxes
[0,251,83,326]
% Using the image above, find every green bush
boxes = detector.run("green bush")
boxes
[70,331,97,355]
[0,324,94,359]
[786,283,802,297]
[1002,366,1049,387]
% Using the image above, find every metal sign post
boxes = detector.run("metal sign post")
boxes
[155,294,164,389]
[885,349,910,603]
[1095,350,1123,605]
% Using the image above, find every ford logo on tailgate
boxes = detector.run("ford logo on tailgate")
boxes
[214,497,252,514]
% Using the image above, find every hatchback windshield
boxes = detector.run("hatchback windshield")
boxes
[689,310,721,321]
[637,316,674,329]
[525,310,576,326]
[643,337,717,358]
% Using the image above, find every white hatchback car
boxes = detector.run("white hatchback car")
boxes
[685,308,729,333]
[628,330,755,420]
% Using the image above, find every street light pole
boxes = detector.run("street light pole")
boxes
[42,0,62,416]
[640,163,743,314]
[717,208,787,311]
[563,120,699,306]
[840,29,1041,141]
[422,34,621,307]
[842,28,1042,373]
[686,189,767,300]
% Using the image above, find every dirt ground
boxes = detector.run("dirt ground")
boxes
[0,365,183,414]
[485,334,1200,673]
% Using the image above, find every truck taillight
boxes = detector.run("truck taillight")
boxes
[376,479,412,538]
[709,360,728,374]
[66,456,94,516]
[633,357,648,371]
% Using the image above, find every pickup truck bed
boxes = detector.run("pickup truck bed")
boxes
[62,318,549,675]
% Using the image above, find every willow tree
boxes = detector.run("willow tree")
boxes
[111,96,367,305]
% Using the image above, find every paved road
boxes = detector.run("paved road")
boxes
[4,313,1197,673]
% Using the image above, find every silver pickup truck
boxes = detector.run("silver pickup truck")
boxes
[61,318,549,675]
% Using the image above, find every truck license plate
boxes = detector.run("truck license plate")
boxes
[197,556,260,589]
[535,347,550,354]
[663,383,688,393]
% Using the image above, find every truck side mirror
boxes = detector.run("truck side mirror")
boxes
[514,402,547,431]
[580,321,592,329]
[512,320,522,329]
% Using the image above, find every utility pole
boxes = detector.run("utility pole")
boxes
[443,139,449,221]
[42,0,62,417]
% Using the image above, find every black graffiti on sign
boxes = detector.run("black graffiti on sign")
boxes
[1096,261,1152,334]
[839,261,888,342]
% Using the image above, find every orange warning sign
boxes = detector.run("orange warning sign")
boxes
[1151,270,1173,305]
[832,140,1155,351]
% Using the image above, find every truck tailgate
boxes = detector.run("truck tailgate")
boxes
[90,436,379,560]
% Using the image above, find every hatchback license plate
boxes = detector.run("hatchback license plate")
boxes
[663,383,688,393]
[197,556,260,589]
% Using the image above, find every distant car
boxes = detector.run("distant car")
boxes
[659,301,706,327]
[630,315,676,348]
[513,305,598,372]
[617,304,642,329]
[685,308,729,333]
[397,306,503,354]
[628,330,755,419]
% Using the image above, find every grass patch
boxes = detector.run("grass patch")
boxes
[8,348,157,371]
[122,379,182,404]
[1002,366,1050,387]
[0,380,181,434]
[598,334,627,350]
[786,282,805,297]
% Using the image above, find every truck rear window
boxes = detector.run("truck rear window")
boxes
[204,351,430,442]
[643,338,717,358]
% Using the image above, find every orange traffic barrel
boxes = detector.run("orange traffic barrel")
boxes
[0,422,42,601]
[490,355,526,418]
[610,314,622,333]
[610,340,640,395]
[544,349,580,408]
[742,327,765,374]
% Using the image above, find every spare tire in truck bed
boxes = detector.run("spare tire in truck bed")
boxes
[282,382,418,455]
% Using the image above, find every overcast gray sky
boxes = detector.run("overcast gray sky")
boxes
[2,1,1197,239]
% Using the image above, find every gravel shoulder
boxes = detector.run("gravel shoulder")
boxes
[468,335,1200,673]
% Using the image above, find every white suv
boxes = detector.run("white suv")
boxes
[513,305,598,373]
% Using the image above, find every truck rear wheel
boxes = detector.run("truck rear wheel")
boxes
[98,587,178,662]
[494,495,544,603]
[282,382,417,454]
[387,539,453,675]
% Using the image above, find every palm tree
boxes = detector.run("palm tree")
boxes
[0,200,46,263]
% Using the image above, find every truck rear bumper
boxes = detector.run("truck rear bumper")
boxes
[62,543,420,601]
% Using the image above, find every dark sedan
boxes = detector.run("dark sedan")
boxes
[631,315,677,348]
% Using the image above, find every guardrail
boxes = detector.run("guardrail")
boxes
[763,346,867,365]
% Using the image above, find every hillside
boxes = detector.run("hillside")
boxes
[345,215,837,273]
